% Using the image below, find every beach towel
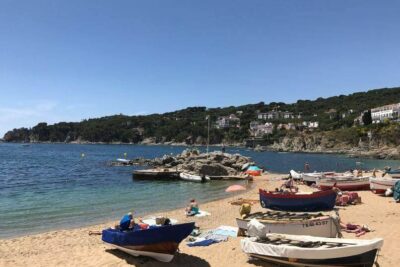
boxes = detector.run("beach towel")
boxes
[187,238,219,247]
[213,226,238,237]
[194,210,210,217]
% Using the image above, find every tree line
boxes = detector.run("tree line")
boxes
[3,87,400,144]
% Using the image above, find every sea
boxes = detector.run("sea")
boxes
[0,143,398,238]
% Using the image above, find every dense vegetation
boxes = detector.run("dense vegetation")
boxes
[3,87,400,145]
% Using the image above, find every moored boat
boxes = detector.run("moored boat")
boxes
[317,177,370,191]
[132,169,180,180]
[370,177,400,194]
[236,210,340,238]
[241,233,383,267]
[102,222,195,262]
[259,189,337,212]
[179,172,210,182]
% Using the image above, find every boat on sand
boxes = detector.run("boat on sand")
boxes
[236,210,340,238]
[241,233,383,267]
[317,177,370,191]
[370,177,400,194]
[383,169,400,179]
[259,189,337,212]
[102,222,195,262]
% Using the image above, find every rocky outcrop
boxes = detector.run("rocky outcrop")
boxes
[268,132,400,159]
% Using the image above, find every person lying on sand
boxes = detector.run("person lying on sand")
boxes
[185,199,199,216]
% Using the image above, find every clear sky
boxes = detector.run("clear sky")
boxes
[0,0,399,136]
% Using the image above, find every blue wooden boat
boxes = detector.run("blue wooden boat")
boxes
[259,189,336,212]
[102,222,195,262]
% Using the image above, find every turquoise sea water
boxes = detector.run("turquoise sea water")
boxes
[0,143,398,238]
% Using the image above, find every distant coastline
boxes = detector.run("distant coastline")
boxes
[6,140,400,160]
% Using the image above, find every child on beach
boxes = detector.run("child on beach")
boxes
[185,199,199,216]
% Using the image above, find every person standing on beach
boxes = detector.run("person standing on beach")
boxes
[304,162,310,172]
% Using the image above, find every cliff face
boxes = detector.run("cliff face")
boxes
[269,132,400,159]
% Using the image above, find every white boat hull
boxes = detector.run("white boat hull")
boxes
[370,177,400,194]
[290,170,302,180]
[317,177,370,191]
[241,234,383,263]
[236,216,339,238]
[179,172,210,182]
[108,244,174,262]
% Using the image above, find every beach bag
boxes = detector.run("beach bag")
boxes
[393,180,400,202]
[239,204,251,218]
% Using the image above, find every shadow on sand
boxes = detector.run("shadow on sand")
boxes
[106,249,211,267]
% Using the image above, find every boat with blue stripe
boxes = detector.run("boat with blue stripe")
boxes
[259,189,337,212]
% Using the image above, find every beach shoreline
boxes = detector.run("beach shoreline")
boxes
[1,172,399,267]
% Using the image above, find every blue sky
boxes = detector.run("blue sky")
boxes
[0,0,399,136]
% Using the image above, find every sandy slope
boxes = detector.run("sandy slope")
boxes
[1,173,398,267]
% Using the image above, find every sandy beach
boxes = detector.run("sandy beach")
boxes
[1,172,399,267]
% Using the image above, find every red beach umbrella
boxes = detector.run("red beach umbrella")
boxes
[225,184,246,193]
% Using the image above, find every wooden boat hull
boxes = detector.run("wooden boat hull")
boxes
[102,222,194,262]
[247,250,379,267]
[132,169,180,180]
[317,177,370,191]
[370,177,400,194]
[259,189,336,212]
[236,214,339,238]
[242,234,383,267]
[108,243,176,262]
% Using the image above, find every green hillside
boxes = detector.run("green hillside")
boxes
[3,87,400,144]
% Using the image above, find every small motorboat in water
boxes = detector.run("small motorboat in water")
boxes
[179,172,210,182]
[259,189,337,212]
[132,169,180,180]
[102,222,195,262]
[241,233,383,267]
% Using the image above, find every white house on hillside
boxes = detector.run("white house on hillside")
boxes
[371,103,400,123]
[216,114,240,129]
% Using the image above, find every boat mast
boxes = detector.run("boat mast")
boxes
[206,115,210,156]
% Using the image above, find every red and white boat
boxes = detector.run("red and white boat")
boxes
[370,177,400,194]
[300,171,353,185]
[317,177,370,191]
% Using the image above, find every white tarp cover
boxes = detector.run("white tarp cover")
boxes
[241,234,383,260]
[247,219,267,238]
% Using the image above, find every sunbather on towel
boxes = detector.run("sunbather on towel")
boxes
[186,199,199,216]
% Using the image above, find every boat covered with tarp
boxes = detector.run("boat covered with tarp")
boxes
[102,222,195,262]
[241,233,383,267]
[236,210,340,238]
[259,189,337,212]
